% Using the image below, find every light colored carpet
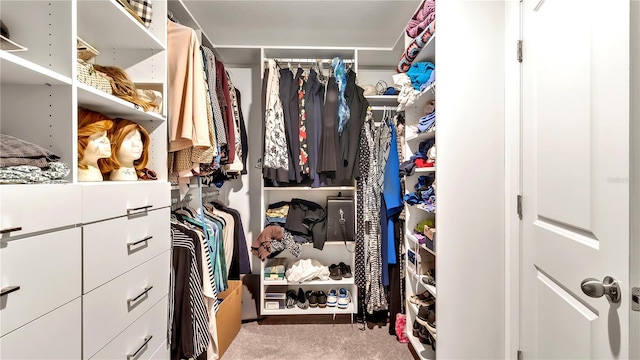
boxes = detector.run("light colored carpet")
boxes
[222,320,415,360]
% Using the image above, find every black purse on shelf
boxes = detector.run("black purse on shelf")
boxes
[326,195,355,243]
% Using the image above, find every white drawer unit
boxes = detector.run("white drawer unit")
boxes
[149,341,169,360]
[82,251,170,359]
[0,298,81,359]
[0,184,81,237]
[81,182,171,223]
[0,228,81,336]
[83,207,171,292]
[90,296,168,360]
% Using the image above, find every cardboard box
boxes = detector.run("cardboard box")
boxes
[216,280,242,358]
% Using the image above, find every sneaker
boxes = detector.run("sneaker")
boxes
[409,291,435,307]
[418,325,433,345]
[329,264,342,280]
[316,291,328,308]
[285,290,297,309]
[339,262,353,278]
[327,288,338,307]
[307,290,318,308]
[412,319,421,337]
[296,288,309,310]
[337,288,351,309]
[416,306,436,333]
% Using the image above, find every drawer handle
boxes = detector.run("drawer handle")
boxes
[127,236,153,247]
[127,335,153,360]
[0,286,20,297]
[127,286,153,304]
[0,227,22,235]
[127,205,153,216]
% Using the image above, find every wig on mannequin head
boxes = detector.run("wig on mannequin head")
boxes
[99,118,150,175]
[92,65,155,111]
[78,107,114,170]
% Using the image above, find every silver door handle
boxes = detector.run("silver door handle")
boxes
[0,286,20,297]
[127,205,152,216]
[127,286,153,304]
[127,335,152,359]
[581,276,621,303]
[127,236,153,247]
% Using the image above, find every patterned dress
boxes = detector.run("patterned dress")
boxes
[263,60,289,171]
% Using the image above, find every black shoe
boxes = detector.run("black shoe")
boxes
[329,264,342,280]
[316,291,327,308]
[307,290,318,308]
[418,325,432,345]
[339,262,353,278]
[285,290,297,309]
[412,319,421,337]
[296,288,309,309]
[417,306,436,333]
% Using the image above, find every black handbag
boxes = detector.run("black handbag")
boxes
[326,195,355,242]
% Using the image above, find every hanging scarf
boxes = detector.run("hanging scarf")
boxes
[332,57,350,135]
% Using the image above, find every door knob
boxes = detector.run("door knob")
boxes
[581,276,621,303]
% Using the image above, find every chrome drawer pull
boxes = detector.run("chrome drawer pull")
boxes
[0,227,22,235]
[0,286,20,297]
[127,205,153,216]
[127,335,153,360]
[127,236,153,247]
[127,286,153,304]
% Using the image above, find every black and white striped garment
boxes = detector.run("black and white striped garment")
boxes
[169,226,210,360]
[194,226,220,313]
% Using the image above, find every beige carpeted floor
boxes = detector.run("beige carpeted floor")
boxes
[221,318,416,360]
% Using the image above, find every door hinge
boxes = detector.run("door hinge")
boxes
[517,40,523,63]
[517,349,523,360]
[517,195,523,219]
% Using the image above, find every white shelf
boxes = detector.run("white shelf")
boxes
[406,129,436,142]
[77,0,165,52]
[365,95,399,104]
[408,270,437,297]
[413,34,436,64]
[264,277,355,286]
[0,51,72,86]
[407,331,436,360]
[425,284,437,297]
[77,83,166,122]
[262,303,355,315]
[264,186,355,191]
[406,233,436,256]
[407,204,436,215]
[415,167,436,173]
[413,83,436,110]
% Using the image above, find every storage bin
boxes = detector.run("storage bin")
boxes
[216,280,242,358]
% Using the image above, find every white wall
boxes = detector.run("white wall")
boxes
[436,0,506,358]
[630,1,640,358]
[225,67,259,273]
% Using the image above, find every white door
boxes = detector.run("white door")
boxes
[521,0,631,358]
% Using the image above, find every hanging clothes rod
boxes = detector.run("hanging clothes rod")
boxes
[267,58,355,64]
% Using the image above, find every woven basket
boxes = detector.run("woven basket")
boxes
[77,59,112,94]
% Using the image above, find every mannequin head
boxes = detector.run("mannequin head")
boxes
[78,108,114,181]
[100,118,150,181]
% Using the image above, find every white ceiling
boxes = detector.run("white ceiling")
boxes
[180,0,420,50]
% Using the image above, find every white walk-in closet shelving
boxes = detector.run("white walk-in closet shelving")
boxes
[402,31,437,359]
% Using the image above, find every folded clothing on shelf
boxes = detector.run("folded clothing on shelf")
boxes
[0,134,61,168]
[406,0,436,39]
[0,162,70,184]
[251,225,301,261]
[285,258,330,283]
[264,258,287,280]
[407,62,436,91]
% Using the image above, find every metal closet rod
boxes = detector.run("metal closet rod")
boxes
[267,58,355,64]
